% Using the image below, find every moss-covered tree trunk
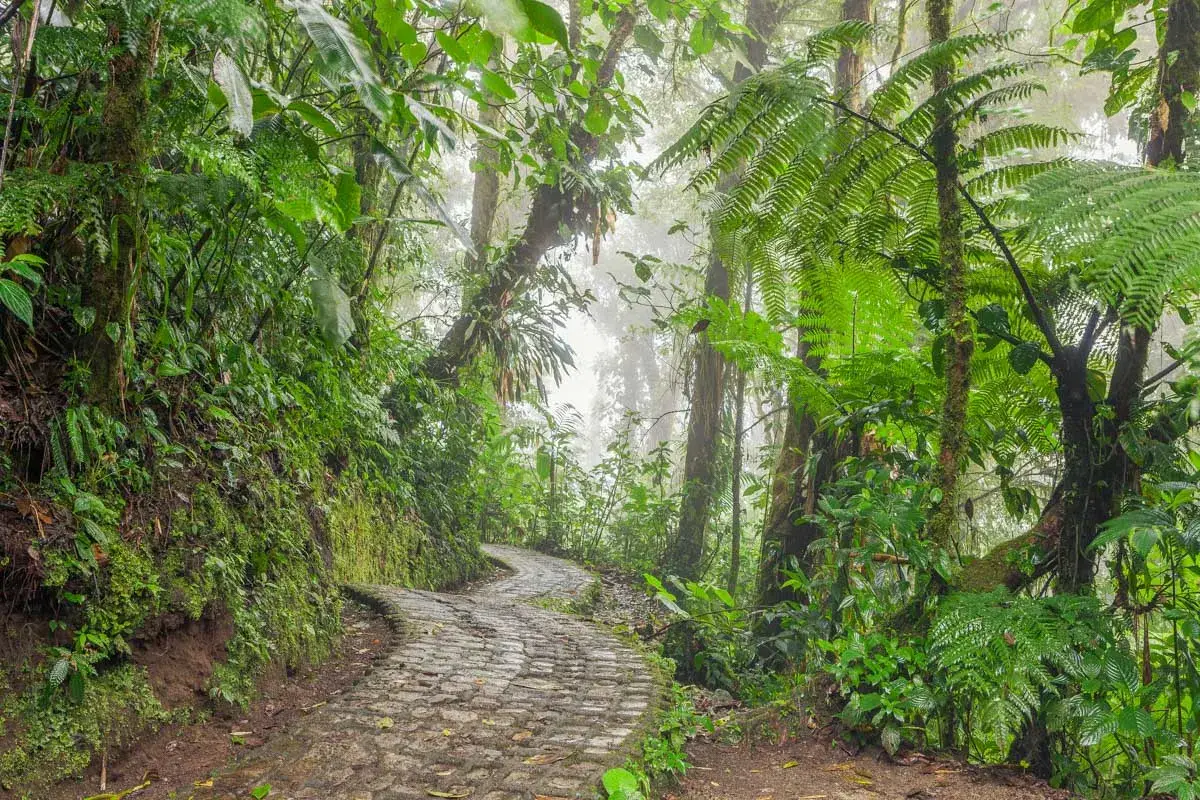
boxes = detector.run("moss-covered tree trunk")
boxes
[757,338,819,603]
[958,0,1196,598]
[1146,0,1200,166]
[926,0,973,552]
[82,19,159,408]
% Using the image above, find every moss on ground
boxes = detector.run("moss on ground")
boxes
[0,444,485,795]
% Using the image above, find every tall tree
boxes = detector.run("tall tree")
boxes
[82,15,160,407]
[422,11,636,385]
[663,0,783,580]
[957,0,1198,594]
[926,0,973,553]
[727,275,753,594]
[756,0,871,603]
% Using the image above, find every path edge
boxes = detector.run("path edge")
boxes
[477,547,674,789]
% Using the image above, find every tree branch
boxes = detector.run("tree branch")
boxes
[822,98,1067,364]
[0,0,23,29]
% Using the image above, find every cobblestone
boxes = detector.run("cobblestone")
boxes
[201,546,657,800]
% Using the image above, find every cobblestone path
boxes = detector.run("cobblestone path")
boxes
[201,545,658,800]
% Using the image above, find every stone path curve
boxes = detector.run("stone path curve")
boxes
[202,545,659,800]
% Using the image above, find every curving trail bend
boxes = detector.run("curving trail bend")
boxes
[201,545,658,800]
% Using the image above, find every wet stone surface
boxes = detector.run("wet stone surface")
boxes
[200,546,656,800]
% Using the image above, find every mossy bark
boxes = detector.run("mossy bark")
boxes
[1146,0,1200,166]
[926,0,973,553]
[82,20,159,408]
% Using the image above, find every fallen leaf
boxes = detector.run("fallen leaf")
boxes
[81,779,153,800]
[523,752,569,765]
[482,719,495,725]
[425,791,470,798]
[377,717,394,729]
[442,728,453,736]
[194,780,214,788]
[782,761,799,769]
[511,730,533,741]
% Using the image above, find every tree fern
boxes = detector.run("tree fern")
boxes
[1014,164,1200,331]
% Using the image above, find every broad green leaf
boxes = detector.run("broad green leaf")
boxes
[309,272,355,346]
[517,0,570,50]
[288,0,389,120]
[402,40,429,65]
[481,69,517,101]
[1131,525,1161,557]
[287,99,340,138]
[688,18,715,56]
[375,1,417,47]
[0,278,34,327]
[212,51,253,137]
[601,767,641,798]
[436,30,470,65]
[976,303,1011,336]
[1072,0,1118,33]
[1007,342,1042,375]
[334,172,362,232]
[583,96,612,135]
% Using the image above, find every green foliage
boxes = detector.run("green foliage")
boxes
[1013,165,1200,331]
[602,766,645,800]
[0,666,172,794]
[818,632,936,755]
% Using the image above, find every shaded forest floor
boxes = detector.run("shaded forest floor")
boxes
[675,735,1070,800]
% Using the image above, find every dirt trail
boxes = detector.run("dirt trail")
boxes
[677,736,1069,800]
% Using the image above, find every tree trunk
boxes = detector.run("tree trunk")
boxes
[756,0,869,603]
[728,277,753,595]
[1146,0,1200,166]
[665,0,782,581]
[926,0,973,552]
[665,249,730,579]
[82,19,159,408]
[466,97,503,275]
[758,339,820,603]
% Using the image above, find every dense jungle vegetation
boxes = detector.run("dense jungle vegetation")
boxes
[4,0,1200,796]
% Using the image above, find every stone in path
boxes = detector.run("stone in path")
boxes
[200,545,658,800]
